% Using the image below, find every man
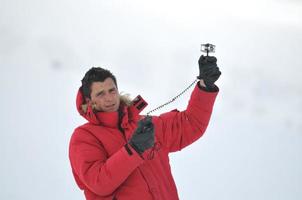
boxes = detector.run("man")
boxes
[69,55,221,200]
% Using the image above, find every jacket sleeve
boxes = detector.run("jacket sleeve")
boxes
[154,83,218,152]
[69,128,144,196]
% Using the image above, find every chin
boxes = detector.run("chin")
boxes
[104,106,119,112]
[107,108,117,112]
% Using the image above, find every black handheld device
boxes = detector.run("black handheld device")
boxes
[201,43,215,56]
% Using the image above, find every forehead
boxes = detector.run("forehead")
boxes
[90,78,117,92]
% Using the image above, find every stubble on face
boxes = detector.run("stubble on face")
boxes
[89,78,120,112]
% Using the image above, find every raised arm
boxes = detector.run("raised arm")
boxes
[154,82,219,152]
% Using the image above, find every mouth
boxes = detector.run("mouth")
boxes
[105,104,116,109]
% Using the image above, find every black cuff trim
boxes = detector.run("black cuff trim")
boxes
[124,144,133,156]
[197,82,219,92]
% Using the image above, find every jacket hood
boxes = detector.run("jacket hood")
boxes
[76,87,148,125]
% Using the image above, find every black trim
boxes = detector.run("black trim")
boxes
[124,144,133,156]
[198,82,219,92]
[136,102,147,110]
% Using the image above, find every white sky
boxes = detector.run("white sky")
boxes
[1,0,302,199]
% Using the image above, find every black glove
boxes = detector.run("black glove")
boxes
[198,55,221,88]
[129,116,154,154]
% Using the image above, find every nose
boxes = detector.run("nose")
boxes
[104,93,114,102]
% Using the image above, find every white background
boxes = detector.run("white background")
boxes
[1,0,302,199]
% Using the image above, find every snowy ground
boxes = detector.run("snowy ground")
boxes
[1,0,302,199]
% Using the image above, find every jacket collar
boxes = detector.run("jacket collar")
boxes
[95,111,119,128]
[76,87,148,126]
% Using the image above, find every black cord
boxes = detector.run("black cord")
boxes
[146,79,198,115]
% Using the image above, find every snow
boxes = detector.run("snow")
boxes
[1,0,301,199]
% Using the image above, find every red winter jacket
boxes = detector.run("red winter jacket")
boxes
[69,84,218,200]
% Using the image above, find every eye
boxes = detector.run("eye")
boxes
[110,88,117,94]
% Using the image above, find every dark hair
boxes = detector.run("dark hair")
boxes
[81,67,117,99]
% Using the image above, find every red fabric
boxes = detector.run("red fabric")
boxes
[69,84,218,200]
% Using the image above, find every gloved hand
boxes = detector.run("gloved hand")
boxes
[129,116,154,154]
[197,55,221,88]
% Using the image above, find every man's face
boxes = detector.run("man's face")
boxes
[87,78,120,112]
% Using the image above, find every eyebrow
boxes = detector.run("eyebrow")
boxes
[95,90,104,97]
[95,87,116,97]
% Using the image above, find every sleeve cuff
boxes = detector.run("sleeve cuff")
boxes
[197,81,219,92]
